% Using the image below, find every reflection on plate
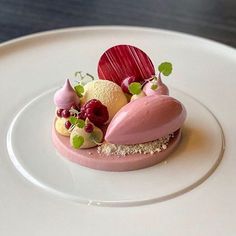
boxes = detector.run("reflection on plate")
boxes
[7,87,224,206]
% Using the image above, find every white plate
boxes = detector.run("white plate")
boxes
[0,26,236,235]
[7,87,224,206]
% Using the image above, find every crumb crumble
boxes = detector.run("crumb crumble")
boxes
[97,133,174,156]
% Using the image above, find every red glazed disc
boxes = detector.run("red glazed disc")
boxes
[98,45,155,86]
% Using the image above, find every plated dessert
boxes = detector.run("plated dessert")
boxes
[52,45,186,171]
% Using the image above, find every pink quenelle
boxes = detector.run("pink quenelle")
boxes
[105,95,186,145]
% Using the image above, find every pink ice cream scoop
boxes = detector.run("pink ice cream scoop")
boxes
[143,77,169,96]
[54,79,80,109]
[105,95,186,145]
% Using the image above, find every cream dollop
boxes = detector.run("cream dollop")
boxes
[54,79,80,109]
[70,125,103,149]
[55,117,70,136]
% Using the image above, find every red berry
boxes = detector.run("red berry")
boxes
[84,123,94,133]
[80,99,109,126]
[65,120,72,129]
[62,109,70,118]
[56,109,63,117]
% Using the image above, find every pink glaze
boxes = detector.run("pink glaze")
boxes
[143,78,169,96]
[105,95,186,145]
[52,125,182,171]
[54,79,80,109]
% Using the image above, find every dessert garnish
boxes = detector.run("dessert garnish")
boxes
[79,99,109,126]
[54,79,80,109]
[70,119,103,149]
[74,71,94,97]
[98,45,155,91]
[98,134,173,156]
[128,61,172,99]
[52,44,187,171]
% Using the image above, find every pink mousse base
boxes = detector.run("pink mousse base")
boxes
[52,127,182,172]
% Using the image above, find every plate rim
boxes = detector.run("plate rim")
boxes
[0,25,235,54]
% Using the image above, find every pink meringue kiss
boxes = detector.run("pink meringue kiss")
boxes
[143,77,169,96]
[105,95,186,145]
[98,45,155,86]
[54,79,80,109]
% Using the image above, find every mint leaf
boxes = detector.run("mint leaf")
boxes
[69,116,78,125]
[76,119,85,128]
[72,135,84,149]
[128,82,142,95]
[69,116,85,128]
[151,84,158,90]
[74,84,84,97]
[158,62,172,76]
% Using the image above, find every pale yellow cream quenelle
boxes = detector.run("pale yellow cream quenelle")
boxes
[105,95,186,145]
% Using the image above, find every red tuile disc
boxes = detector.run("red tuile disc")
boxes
[97,45,155,86]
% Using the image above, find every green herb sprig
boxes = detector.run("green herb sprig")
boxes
[128,82,142,95]
[69,116,85,129]
[74,71,95,97]
[72,135,84,149]
[74,84,84,97]
[128,61,173,94]
[158,62,172,77]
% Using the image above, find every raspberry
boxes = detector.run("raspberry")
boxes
[80,99,109,126]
